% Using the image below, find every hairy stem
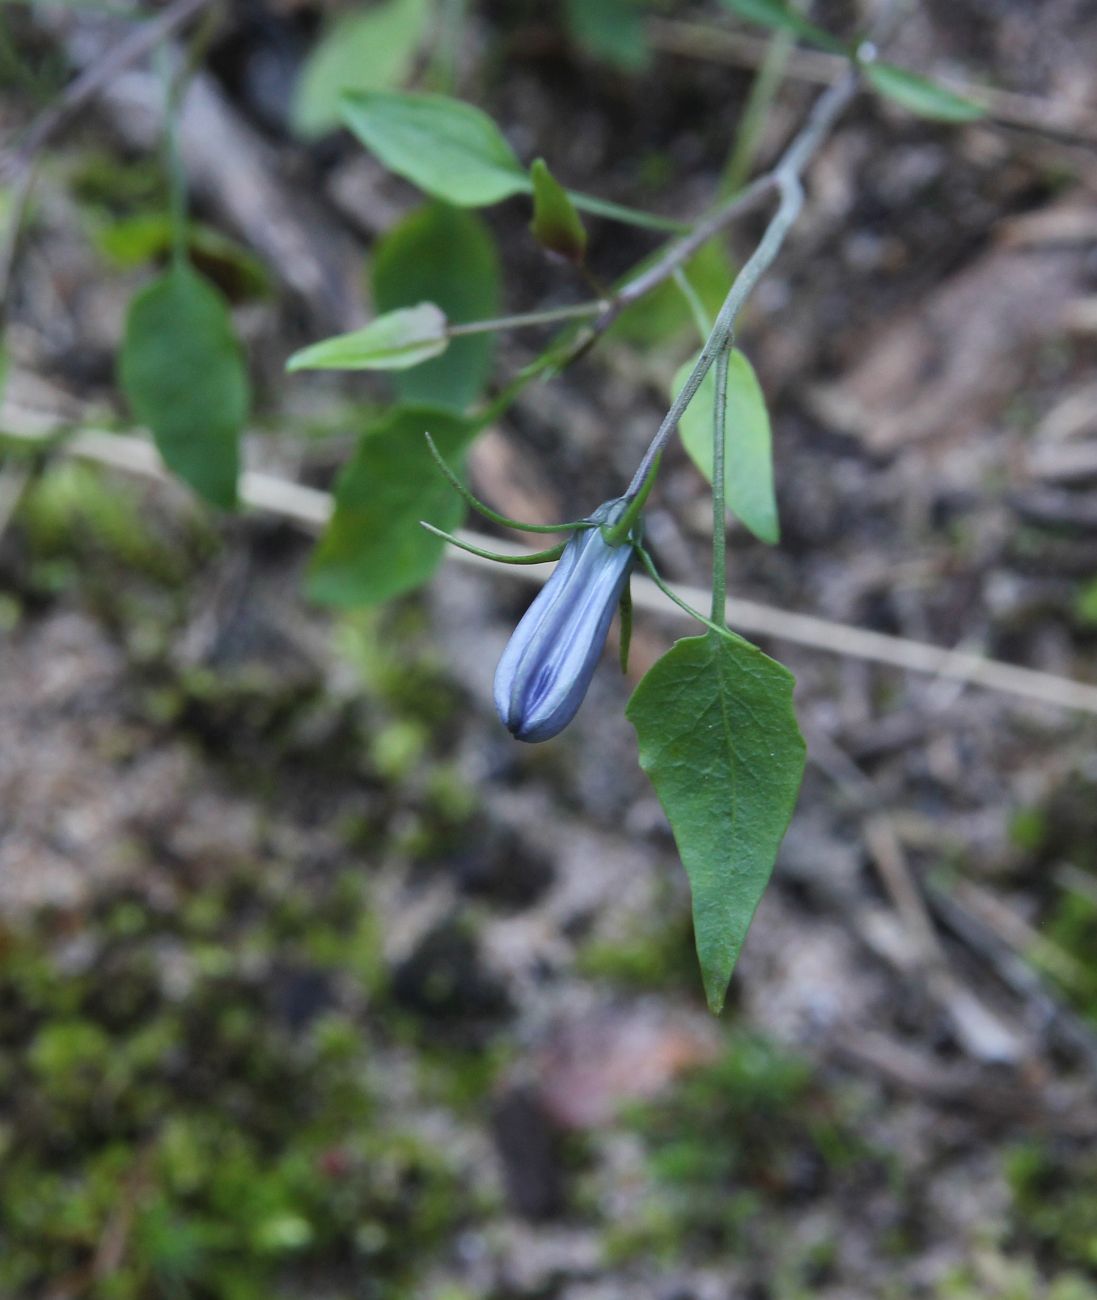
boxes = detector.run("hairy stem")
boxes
[626,67,858,497]
[446,301,607,337]
[711,345,729,626]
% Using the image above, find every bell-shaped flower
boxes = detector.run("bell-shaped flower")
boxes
[494,499,634,742]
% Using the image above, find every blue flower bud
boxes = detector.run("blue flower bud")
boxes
[494,498,635,743]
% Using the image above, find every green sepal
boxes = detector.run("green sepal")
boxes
[419,522,567,565]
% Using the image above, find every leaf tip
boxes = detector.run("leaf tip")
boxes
[703,978,729,1016]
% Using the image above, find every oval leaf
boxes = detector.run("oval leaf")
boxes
[286,303,448,372]
[626,630,806,1013]
[341,91,529,207]
[864,61,986,123]
[530,158,588,263]
[308,405,477,606]
[292,0,430,139]
[718,0,849,55]
[673,347,779,544]
[119,265,248,509]
[371,204,500,410]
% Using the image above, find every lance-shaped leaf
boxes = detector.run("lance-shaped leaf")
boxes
[119,264,248,510]
[341,90,683,232]
[626,630,805,1013]
[495,499,633,742]
[286,303,448,373]
[672,347,779,545]
[864,62,986,123]
[718,0,848,55]
[530,158,588,264]
[341,91,529,207]
[309,406,477,606]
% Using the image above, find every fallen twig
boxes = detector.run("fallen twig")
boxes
[648,16,1097,148]
[0,0,216,319]
[7,418,1097,718]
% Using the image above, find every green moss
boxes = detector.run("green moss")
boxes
[1073,579,1097,630]
[576,883,697,994]
[939,1258,1097,1300]
[1038,873,1097,1024]
[18,460,193,587]
[613,1035,878,1260]
[334,607,459,725]
[0,868,465,1299]
[1009,806,1049,854]
[1006,1142,1097,1270]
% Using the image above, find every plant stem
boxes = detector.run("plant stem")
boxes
[0,0,215,322]
[157,46,188,270]
[567,190,688,234]
[419,522,566,565]
[626,66,859,498]
[711,345,729,626]
[634,545,735,642]
[446,301,607,337]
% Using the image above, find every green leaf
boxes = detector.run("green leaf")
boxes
[371,203,500,410]
[626,631,805,1012]
[718,0,848,54]
[564,0,650,71]
[341,90,528,207]
[308,405,477,606]
[286,303,449,372]
[530,158,587,263]
[672,347,779,544]
[292,0,431,138]
[119,265,248,509]
[340,89,677,231]
[613,239,735,348]
[863,61,986,123]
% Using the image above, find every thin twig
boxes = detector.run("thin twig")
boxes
[4,0,215,177]
[648,15,1097,149]
[627,68,858,496]
[0,0,216,318]
[7,420,1097,718]
[446,301,608,337]
[710,345,729,625]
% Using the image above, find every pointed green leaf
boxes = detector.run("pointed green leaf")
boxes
[864,61,986,122]
[718,0,848,55]
[341,91,529,206]
[286,303,448,373]
[339,90,677,230]
[308,405,476,606]
[672,347,779,544]
[627,631,805,1012]
[564,0,650,71]
[530,158,588,263]
[371,203,500,410]
[119,265,248,509]
[292,0,430,138]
